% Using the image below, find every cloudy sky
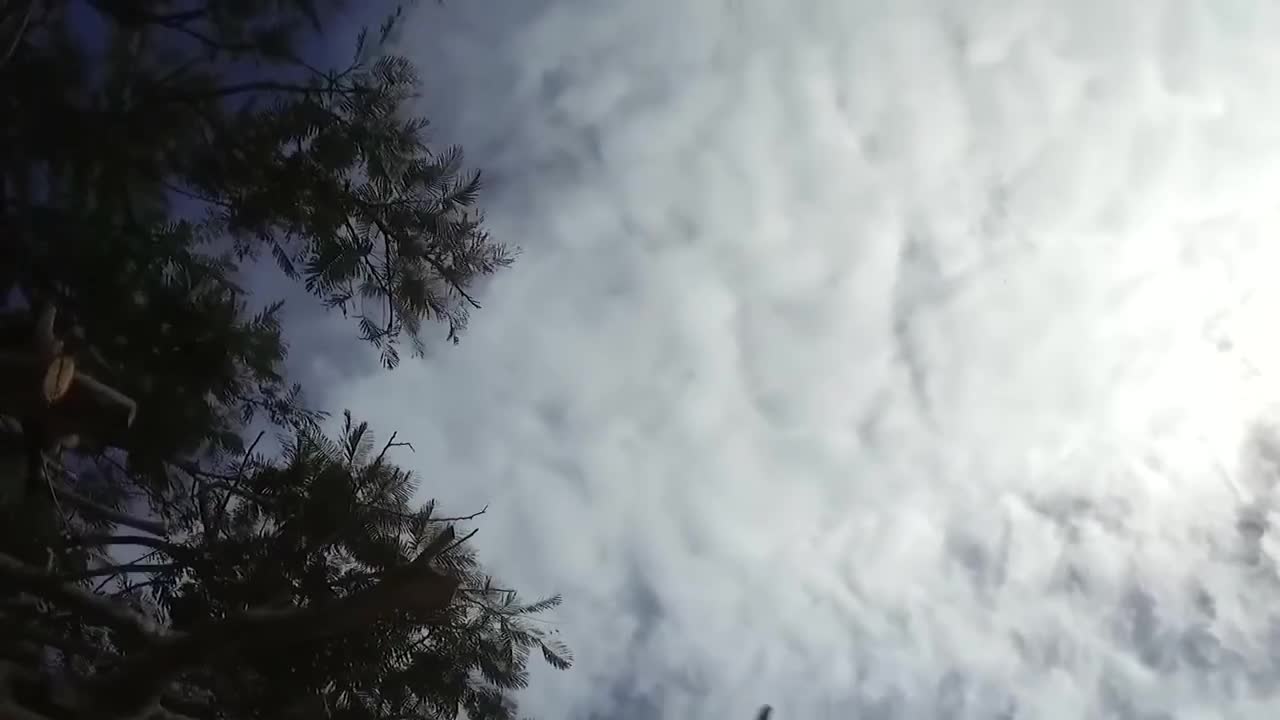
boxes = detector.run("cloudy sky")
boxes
[314,1,1280,717]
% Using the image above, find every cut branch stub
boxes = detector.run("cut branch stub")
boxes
[41,355,75,405]
[0,305,137,450]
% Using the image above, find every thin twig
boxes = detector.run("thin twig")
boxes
[0,0,33,72]
[212,430,265,532]
[364,211,483,309]
[146,80,327,103]
[85,0,209,26]
[171,460,237,483]
[237,431,265,483]
[457,584,515,595]
[111,577,167,599]
[92,549,162,593]
[196,479,274,506]
[72,534,184,554]
[429,505,487,523]
[52,481,167,536]
[438,528,478,557]
[66,562,182,581]
[371,430,414,469]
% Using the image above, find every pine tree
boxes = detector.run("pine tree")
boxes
[2,0,513,371]
[2,413,569,720]
[0,2,569,719]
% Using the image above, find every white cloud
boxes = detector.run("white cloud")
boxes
[331,1,1280,717]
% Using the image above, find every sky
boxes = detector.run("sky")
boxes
[304,1,1280,717]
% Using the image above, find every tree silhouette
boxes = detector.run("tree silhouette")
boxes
[2,413,569,720]
[3,0,513,371]
[0,2,568,719]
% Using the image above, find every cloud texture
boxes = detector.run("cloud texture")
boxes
[328,1,1280,717]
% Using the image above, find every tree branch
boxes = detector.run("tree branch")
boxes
[150,706,202,720]
[425,253,482,309]
[62,562,183,581]
[0,553,162,639]
[193,478,275,506]
[0,0,33,73]
[3,520,468,715]
[71,533,188,558]
[429,505,487,523]
[53,482,166,536]
[210,430,265,535]
[148,80,368,105]
[82,554,460,717]
[439,527,478,557]
[164,23,263,56]
[371,430,413,468]
[169,460,237,483]
[361,209,483,310]
[87,0,210,27]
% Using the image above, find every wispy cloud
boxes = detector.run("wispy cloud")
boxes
[329,1,1280,717]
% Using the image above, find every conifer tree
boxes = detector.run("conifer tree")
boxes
[2,413,569,720]
[0,2,569,719]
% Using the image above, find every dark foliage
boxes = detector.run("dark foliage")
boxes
[0,414,568,720]
[0,2,566,719]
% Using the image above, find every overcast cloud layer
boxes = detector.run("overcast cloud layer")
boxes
[324,1,1280,717]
